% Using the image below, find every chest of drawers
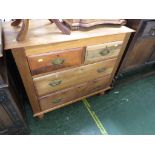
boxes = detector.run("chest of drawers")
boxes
[2,20,134,118]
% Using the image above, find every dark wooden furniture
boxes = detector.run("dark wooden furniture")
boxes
[0,20,29,134]
[0,55,29,134]
[0,20,2,57]
[117,19,155,75]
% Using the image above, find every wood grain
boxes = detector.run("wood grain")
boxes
[39,75,110,111]
[27,47,85,75]
[5,20,134,118]
[149,49,155,62]
[16,19,29,42]
[25,34,126,56]
[117,20,155,74]
[0,20,2,57]
[109,33,131,83]
[0,104,12,127]
[34,86,111,117]
[33,58,117,96]
[2,20,134,50]
[12,48,41,114]
[120,39,155,71]
[85,41,123,64]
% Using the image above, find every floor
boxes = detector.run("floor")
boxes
[25,65,155,135]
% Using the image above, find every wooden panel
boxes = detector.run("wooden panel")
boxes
[110,33,131,81]
[141,20,155,38]
[85,41,123,64]
[25,34,126,56]
[0,20,2,57]
[33,58,117,96]
[149,50,155,62]
[40,75,110,111]
[27,47,85,75]
[35,87,111,117]
[122,39,155,70]
[3,20,134,50]
[118,20,155,74]
[12,48,41,114]
[0,57,8,88]
[0,104,13,127]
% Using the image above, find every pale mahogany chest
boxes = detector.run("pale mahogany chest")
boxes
[3,20,134,118]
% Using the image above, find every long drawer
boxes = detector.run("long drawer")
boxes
[27,47,85,75]
[33,58,117,96]
[39,75,111,111]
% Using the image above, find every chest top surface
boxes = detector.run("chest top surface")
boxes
[2,20,134,50]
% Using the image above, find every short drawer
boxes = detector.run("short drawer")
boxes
[85,41,123,64]
[39,75,110,111]
[33,58,117,96]
[27,47,85,75]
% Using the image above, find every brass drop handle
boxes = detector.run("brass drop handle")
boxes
[52,98,62,104]
[99,46,110,56]
[51,58,65,65]
[49,80,62,87]
[97,67,106,73]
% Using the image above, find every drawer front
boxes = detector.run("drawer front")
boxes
[27,47,85,75]
[39,75,110,111]
[141,20,155,38]
[33,58,117,96]
[85,41,123,64]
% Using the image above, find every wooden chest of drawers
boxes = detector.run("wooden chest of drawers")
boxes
[2,20,134,118]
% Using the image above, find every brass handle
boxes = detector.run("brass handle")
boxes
[99,46,110,56]
[52,98,62,104]
[51,58,65,65]
[49,80,62,87]
[97,67,106,73]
